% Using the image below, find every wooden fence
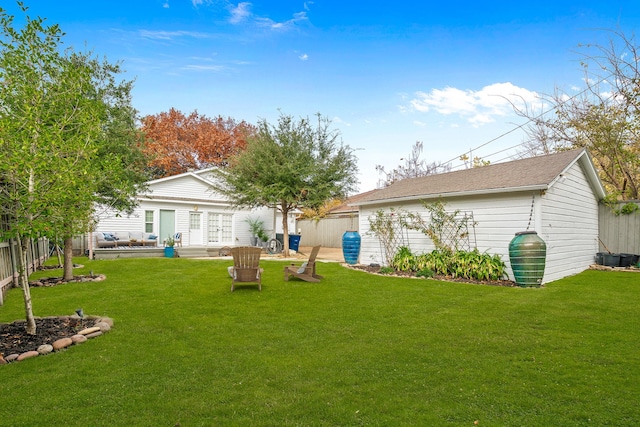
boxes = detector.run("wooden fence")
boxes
[598,201,640,254]
[296,216,359,248]
[0,237,49,306]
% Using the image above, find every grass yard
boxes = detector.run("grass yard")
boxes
[1,257,639,426]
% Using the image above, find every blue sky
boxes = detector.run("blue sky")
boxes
[4,1,640,191]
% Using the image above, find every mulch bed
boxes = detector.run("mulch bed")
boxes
[0,316,86,357]
[1,272,105,360]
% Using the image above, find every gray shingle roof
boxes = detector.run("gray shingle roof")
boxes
[356,149,591,205]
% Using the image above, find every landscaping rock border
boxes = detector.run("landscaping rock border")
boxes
[29,274,106,287]
[0,315,113,365]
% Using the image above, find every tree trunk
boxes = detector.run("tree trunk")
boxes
[63,236,74,281]
[281,205,290,257]
[55,240,63,267]
[17,236,37,335]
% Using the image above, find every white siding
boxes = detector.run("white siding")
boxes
[147,175,218,201]
[359,192,536,278]
[94,205,145,237]
[358,161,600,284]
[94,201,275,248]
[540,163,599,283]
[92,169,278,248]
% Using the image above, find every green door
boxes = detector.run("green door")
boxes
[159,210,175,244]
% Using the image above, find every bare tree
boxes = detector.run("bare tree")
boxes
[513,30,640,200]
[376,141,451,187]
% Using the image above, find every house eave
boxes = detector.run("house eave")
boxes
[137,195,230,206]
[355,184,549,207]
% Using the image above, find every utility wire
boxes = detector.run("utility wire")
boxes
[441,70,616,169]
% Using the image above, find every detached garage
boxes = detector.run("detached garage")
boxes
[354,149,606,284]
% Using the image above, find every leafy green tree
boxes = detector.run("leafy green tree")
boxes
[213,113,358,255]
[55,51,149,281]
[0,4,148,332]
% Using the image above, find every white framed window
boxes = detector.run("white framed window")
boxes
[144,210,154,233]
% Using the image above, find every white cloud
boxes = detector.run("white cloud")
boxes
[163,1,169,8]
[332,116,351,127]
[182,64,228,72]
[299,53,309,61]
[256,11,308,30]
[138,30,210,40]
[226,3,309,31]
[410,82,540,127]
[229,2,252,24]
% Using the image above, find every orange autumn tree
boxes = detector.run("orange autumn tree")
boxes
[141,108,256,178]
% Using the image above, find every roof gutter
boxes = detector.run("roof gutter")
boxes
[354,184,548,207]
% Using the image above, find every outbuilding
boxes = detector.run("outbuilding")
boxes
[354,149,606,284]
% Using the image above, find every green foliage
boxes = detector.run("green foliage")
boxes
[415,268,434,278]
[616,202,639,215]
[390,246,414,271]
[619,202,640,215]
[0,4,148,327]
[388,246,506,281]
[367,208,410,264]
[245,216,265,237]
[602,197,640,215]
[212,112,358,254]
[257,228,270,242]
[378,266,395,274]
[448,250,507,281]
[244,217,270,241]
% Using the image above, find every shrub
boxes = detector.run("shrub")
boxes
[449,249,506,281]
[387,247,506,281]
[390,246,414,271]
[416,268,434,278]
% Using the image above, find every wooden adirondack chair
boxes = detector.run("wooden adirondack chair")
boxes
[230,246,263,291]
[284,245,323,283]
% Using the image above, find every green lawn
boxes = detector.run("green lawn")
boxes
[1,257,639,426]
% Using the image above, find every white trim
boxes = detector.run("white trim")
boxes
[356,185,549,207]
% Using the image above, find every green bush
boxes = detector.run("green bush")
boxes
[379,266,395,274]
[450,249,506,281]
[389,247,506,281]
[415,268,434,278]
[390,246,414,271]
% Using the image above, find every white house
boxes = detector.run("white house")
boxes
[354,149,607,284]
[92,168,295,251]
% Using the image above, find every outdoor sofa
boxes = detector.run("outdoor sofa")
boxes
[94,231,159,248]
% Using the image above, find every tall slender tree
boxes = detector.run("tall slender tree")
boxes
[0,4,148,332]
